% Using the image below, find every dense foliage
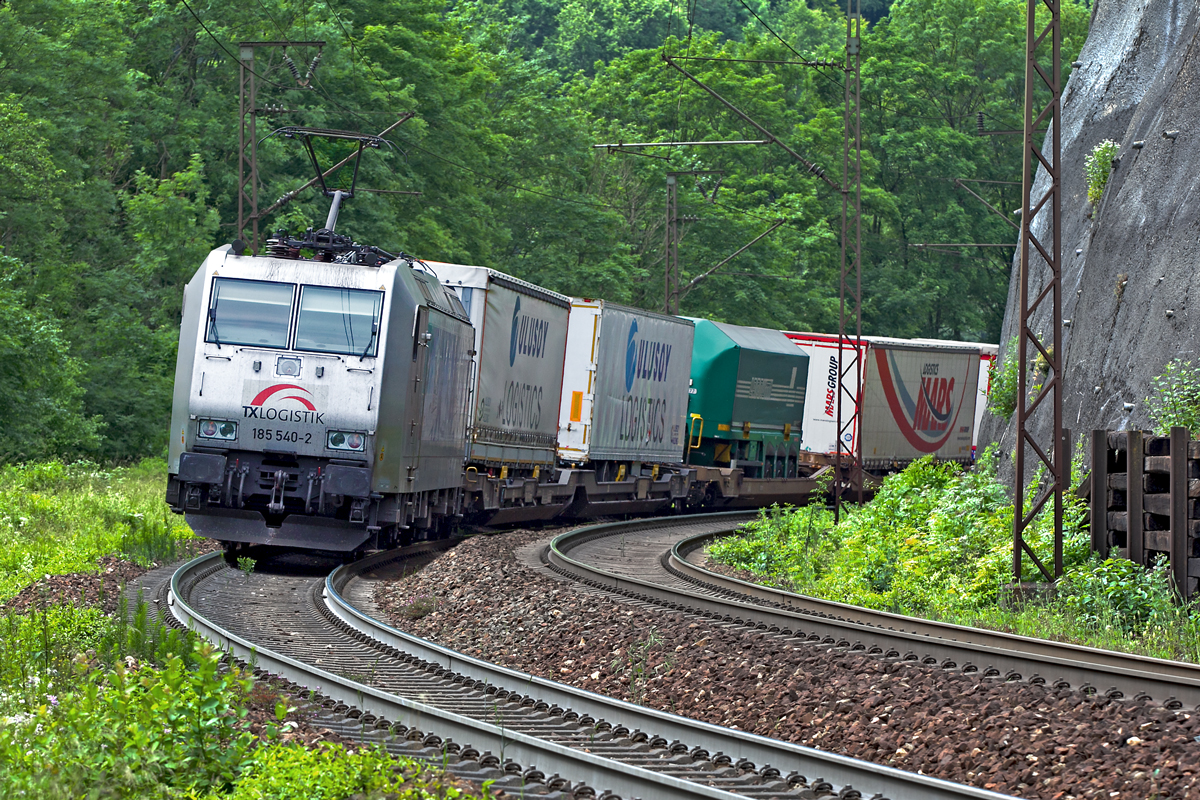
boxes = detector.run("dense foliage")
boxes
[709,450,1200,660]
[0,613,480,798]
[0,462,482,798]
[0,0,1089,461]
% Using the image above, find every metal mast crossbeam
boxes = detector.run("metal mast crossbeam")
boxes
[236,40,326,254]
[835,0,864,522]
[1014,0,1063,583]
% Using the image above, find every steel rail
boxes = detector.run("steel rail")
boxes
[326,538,1017,800]
[167,551,749,800]
[546,516,1200,709]
[670,531,1200,690]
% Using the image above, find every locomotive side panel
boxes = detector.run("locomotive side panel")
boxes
[413,305,475,492]
[589,305,694,464]
[860,342,980,465]
[168,249,218,472]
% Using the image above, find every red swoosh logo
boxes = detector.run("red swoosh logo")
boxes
[251,384,315,409]
[875,350,966,453]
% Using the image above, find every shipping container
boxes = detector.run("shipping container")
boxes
[558,300,694,464]
[911,338,998,454]
[686,320,809,477]
[423,261,570,469]
[860,338,980,465]
[785,332,984,465]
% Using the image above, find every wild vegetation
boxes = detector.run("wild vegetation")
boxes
[0,461,484,798]
[0,0,1089,462]
[0,459,197,602]
[0,607,484,798]
[709,448,1200,663]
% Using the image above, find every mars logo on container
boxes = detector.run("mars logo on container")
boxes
[875,350,968,452]
[242,383,325,423]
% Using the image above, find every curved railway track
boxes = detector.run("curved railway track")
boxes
[164,525,1018,800]
[543,512,1200,710]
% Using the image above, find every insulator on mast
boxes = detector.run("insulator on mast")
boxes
[283,54,302,82]
[305,51,323,82]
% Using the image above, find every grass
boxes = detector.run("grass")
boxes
[0,458,200,602]
[708,448,1200,664]
[0,457,491,799]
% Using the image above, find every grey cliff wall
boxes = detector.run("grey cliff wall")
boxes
[982,0,1200,478]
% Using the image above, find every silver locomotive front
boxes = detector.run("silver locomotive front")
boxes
[166,243,472,552]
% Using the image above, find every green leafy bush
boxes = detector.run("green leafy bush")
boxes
[1146,359,1200,435]
[987,337,1019,421]
[1085,139,1119,205]
[230,742,477,799]
[1060,556,1177,632]
[0,641,255,796]
[710,448,1091,615]
[709,448,1200,660]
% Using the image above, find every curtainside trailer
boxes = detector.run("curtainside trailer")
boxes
[558,300,695,468]
[784,332,983,467]
[425,261,571,472]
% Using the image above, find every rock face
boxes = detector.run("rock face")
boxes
[982,0,1200,469]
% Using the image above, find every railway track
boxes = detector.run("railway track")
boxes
[165,529,1016,800]
[543,512,1200,710]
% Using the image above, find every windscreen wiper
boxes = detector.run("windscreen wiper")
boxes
[208,305,222,349]
[360,321,378,361]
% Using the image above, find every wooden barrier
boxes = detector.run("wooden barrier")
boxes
[1090,426,1198,600]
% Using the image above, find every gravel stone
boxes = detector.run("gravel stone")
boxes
[375,529,1200,799]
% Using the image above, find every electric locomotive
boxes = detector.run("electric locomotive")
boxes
[166,228,474,555]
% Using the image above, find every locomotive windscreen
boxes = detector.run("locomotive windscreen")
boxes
[206,278,293,348]
[295,286,383,357]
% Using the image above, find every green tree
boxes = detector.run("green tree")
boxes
[0,257,102,462]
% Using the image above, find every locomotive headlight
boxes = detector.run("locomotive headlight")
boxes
[197,419,238,440]
[276,356,302,377]
[327,430,366,452]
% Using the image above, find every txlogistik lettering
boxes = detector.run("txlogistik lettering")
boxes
[243,407,326,424]
[618,396,668,444]
[498,381,543,429]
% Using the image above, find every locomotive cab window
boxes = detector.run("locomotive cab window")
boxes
[206,278,294,348]
[294,286,384,358]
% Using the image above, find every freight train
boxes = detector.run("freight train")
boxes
[167,242,995,556]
